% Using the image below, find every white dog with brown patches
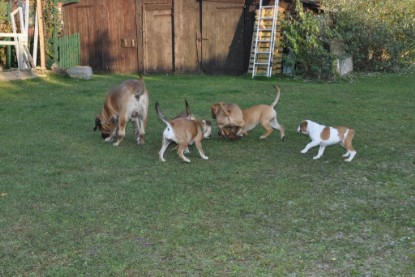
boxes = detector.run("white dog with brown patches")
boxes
[297,120,356,162]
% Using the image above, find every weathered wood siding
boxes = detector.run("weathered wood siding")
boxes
[62,0,138,73]
[139,1,174,73]
[62,0,255,75]
[174,0,201,73]
[201,0,246,74]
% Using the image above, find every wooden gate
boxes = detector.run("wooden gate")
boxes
[62,0,138,73]
[201,0,246,74]
[55,33,80,68]
[62,0,252,74]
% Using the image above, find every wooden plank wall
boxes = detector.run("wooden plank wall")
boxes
[62,0,138,73]
[61,0,260,75]
[173,0,201,73]
[201,0,246,74]
[140,2,174,73]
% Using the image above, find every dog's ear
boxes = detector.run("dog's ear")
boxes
[110,114,118,124]
[219,102,231,117]
[211,104,220,118]
[300,121,308,133]
[94,116,102,131]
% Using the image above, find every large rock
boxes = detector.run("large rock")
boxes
[67,66,93,80]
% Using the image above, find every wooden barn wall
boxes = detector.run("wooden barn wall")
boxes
[201,0,246,74]
[62,0,254,75]
[62,0,138,73]
[173,0,201,73]
[137,0,174,73]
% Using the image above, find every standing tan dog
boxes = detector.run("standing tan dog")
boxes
[297,119,356,162]
[242,85,285,140]
[156,102,211,163]
[94,77,149,146]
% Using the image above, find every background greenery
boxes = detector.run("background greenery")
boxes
[0,73,414,276]
[282,0,415,79]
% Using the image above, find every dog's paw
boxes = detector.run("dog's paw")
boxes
[105,137,112,142]
[301,149,308,154]
[313,155,321,160]
[344,157,354,162]
[202,156,209,160]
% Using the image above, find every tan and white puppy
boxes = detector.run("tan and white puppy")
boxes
[94,77,149,146]
[297,120,356,162]
[242,85,285,140]
[211,102,245,139]
[156,102,211,163]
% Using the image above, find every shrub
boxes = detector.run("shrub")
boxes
[281,0,415,79]
[323,0,415,72]
[281,0,336,80]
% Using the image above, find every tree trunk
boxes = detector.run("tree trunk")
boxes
[36,0,46,69]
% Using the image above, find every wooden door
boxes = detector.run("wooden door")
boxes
[62,0,139,73]
[201,0,246,74]
[72,3,110,71]
[141,3,174,73]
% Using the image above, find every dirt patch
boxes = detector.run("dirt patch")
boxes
[0,69,40,81]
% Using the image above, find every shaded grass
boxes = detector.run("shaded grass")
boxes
[0,73,414,276]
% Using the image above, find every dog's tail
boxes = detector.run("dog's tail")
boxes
[219,102,231,117]
[155,102,169,125]
[184,99,196,119]
[185,99,190,114]
[271,85,281,108]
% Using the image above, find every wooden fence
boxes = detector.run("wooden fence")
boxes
[55,33,80,68]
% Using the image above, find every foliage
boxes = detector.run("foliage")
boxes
[41,0,61,67]
[0,0,60,68]
[281,0,415,78]
[0,1,10,67]
[0,73,414,275]
[281,0,337,80]
[321,0,415,72]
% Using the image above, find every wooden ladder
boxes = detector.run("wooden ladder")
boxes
[251,0,280,78]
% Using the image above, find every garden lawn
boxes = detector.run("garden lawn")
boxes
[0,73,414,276]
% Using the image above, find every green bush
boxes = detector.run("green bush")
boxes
[323,0,415,72]
[0,1,10,67]
[281,0,415,79]
[281,0,336,80]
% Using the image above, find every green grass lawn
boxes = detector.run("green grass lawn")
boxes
[0,72,414,276]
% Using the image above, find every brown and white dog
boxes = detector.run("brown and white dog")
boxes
[156,102,211,163]
[94,77,149,146]
[210,102,245,139]
[297,120,356,162]
[242,85,285,140]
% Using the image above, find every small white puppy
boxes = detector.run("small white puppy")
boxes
[297,119,356,162]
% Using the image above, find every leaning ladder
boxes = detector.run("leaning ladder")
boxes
[252,0,279,78]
